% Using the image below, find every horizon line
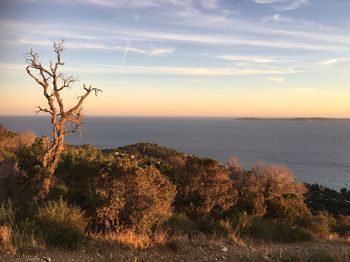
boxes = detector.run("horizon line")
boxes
[1,114,350,120]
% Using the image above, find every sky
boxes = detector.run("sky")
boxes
[0,0,349,117]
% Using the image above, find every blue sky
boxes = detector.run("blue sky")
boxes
[0,0,350,117]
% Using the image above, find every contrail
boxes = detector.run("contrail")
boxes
[121,38,130,65]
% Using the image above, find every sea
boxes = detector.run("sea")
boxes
[1,116,350,191]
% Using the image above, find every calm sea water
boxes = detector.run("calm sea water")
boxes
[1,116,350,191]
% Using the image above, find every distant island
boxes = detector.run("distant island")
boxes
[238,117,350,121]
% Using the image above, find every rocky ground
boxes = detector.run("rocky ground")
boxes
[1,238,350,262]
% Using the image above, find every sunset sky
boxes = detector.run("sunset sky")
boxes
[0,0,349,117]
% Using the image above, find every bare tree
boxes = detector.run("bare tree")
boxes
[25,40,102,199]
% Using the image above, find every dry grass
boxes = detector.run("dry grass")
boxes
[0,225,15,254]
[92,227,169,249]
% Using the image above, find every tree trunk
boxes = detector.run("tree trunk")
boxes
[36,134,64,200]
[36,175,53,200]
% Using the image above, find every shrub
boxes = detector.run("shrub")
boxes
[0,200,43,253]
[243,217,312,242]
[121,166,176,233]
[173,157,237,219]
[92,165,176,234]
[266,194,311,223]
[231,163,308,217]
[334,215,350,237]
[35,199,86,248]
[168,214,198,236]
[300,211,336,238]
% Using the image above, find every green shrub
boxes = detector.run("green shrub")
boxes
[48,183,70,201]
[243,217,312,242]
[168,214,198,236]
[35,199,86,248]
[168,214,232,237]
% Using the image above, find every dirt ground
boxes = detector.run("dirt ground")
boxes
[1,238,350,262]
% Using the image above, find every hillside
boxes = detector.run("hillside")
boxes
[0,125,350,261]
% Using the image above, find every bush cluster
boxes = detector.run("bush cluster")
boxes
[1,125,350,251]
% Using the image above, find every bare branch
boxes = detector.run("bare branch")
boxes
[25,40,102,199]
[66,84,102,116]
[36,106,53,115]
[58,75,78,91]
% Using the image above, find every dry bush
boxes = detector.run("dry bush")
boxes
[251,163,306,197]
[93,165,176,234]
[227,156,244,174]
[232,163,308,218]
[0,129,36,161]
[300,210,336,239]
[334,215,350,237]
[266,194,311,223]
[166,155,186,168]
[173,157,237,218]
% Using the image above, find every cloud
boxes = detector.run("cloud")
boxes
[200,0,219,9]
[253,0,309,11]
[78,64,296,76]
[254,0,279,3]
[2,18,350,53]
[14,38,174,56]
[267,76,284,82]
[263,13,293,23]
[320,58,350,65]
[218,55,274,63]
[0,62,296,76]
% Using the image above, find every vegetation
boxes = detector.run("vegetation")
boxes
[25,41,102,200]
[0,125,350,258]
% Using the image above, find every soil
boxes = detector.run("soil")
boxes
[1,238,350,262]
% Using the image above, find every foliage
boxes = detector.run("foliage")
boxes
[35,199,86,248]
[333,215,350,237]
[242,217,313,242]
[173,157,237,218]
[305,183,350,216]
[298,211,336,238]
[0,200,43,254]
[231,163,308,219]
[266,194,311,223]
[17,138,47,177]
[0,126,35,161]
[57,146,176,234]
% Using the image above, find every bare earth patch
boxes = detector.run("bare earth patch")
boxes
[1,238,350,262]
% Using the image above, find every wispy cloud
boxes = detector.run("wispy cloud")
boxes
[78,64,297,76]
[218,55,274,63]
[267,76,284,82]
[0,62,296,76]
[13,38,175,56]
[320,58,350,65]
[253,0,309,11]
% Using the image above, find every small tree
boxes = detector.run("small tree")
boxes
[25,40,102,199]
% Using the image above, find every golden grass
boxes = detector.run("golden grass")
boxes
[0,225,16,254]
[92,227,169,249]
